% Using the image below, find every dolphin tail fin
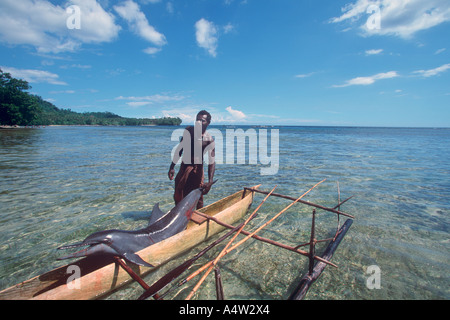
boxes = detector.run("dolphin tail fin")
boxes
[201,179,218,191]
[122,252,154,268]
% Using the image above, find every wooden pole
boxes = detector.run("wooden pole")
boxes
[336,181,341,231]
[333,195,354,210]
[293,195,354,248]
[113,257,160,300]
[113,257,150,290]
[287,218,353,300]
[214,267,224,300]
[244,187,354,219]
[308,209,316,275]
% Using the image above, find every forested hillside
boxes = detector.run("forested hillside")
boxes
[0,69,182,126]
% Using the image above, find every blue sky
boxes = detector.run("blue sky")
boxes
[1,0,449,127]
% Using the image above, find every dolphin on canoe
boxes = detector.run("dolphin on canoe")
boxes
[57,181,217,267]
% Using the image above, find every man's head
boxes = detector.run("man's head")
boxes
[196,110,211,132]
[196,110,211,123]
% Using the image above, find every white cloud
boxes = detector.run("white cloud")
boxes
[164,112,194,123]
[333,71,398,87]
[49,90,76,94]
[330,0,450,38]
[195,18,219,57]
[330,0,371,24]
[116,93,186,103]
[194,19,235,57]
[1,66,67,85]
[60,64,92,69]
[139,0,161,4]
[160,106,249,124]
[0,0,120,53]
[365,49,383,55]
[435,48,446,54]
[117,93,188,115]
[114,0,166,47]
[223,23,235,34]
[166,2,174,14]
[70,0,122,42]
[224,0,249,5]
[413,63,450,77]
[193,19,236,57]
[226,106,247,120]
[295,72,316,78]
[127,101,152,107]
[161,106,200,123]
[143,47,162,55]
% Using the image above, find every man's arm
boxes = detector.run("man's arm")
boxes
[168,162,176,180]
[168,136,184,180]
[203,140,215,194]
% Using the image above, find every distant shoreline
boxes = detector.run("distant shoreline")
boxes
[0,124,162,129]
[0,125,42,129]
[46,124,158,127]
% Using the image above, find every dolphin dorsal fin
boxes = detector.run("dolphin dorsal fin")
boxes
[148,203,166,226]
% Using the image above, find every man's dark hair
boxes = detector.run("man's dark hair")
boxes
[197,110,211,123]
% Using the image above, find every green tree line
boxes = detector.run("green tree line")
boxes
[0,69,182,126]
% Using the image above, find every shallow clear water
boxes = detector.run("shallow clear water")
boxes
[0,125,448,300]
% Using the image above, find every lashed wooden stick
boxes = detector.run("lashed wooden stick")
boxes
[185,179,326,300]
[288,219,353,300]
[294,194,354,249]
[113,257,160,300]
[214,267,224,300]
[185,185,277,300]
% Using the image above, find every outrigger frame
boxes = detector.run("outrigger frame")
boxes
[134,179,355,300]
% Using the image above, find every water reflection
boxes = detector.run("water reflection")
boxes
[0,128,42,148]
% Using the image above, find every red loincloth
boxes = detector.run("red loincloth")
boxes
[174,163,204,209]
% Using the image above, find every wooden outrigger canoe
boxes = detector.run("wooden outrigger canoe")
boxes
[0,187,256,300]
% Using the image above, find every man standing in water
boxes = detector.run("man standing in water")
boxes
[168,110,215,209]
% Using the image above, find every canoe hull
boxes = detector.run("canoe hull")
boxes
[0,187,255,300]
